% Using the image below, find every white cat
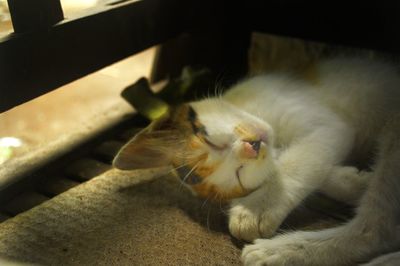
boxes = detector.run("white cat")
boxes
[114,57,400,265]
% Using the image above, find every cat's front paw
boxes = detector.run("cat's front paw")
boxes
[228,202,281,242]
[242,237,311,266]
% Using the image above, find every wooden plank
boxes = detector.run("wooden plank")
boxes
[150,27,251,87]
[0,0,216,112]
[2,1,399,113]
[65,158,111,181]
[118,127,143,141]
[93,141,124,164]
[246,0,400,54]
[2,191,49,216]
[0,212,11,223]
[7,0,64,33]
[38,176,80,197]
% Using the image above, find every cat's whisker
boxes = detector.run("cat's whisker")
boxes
[214,81,224,99]
[154,161,196,180]
[213,75,220,97]
[206,205,211,232]
[203,85,215,101]
[211,73,225,99]
[213,84,217,98]
[201,195,211,209]
[178,161,200,190]
[161,162,194,181]
[169,161,194,173]
[209,190,226,215]
[217,85,224,99]
[205,87,210,99]
[218,197,229,215]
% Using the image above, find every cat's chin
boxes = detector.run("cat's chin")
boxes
[184,174,255,203]
[190,184,244,202]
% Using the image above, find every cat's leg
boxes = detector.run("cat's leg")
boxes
[319,166,372,205]
[229,122,355,241]
[242,118,400,266]
[362,250,400,266]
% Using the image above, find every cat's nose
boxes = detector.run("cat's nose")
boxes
[242,140,262,159]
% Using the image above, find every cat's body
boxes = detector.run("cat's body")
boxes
[114,57,400,265]
[225,58,399,164]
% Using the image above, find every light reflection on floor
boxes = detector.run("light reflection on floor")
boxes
[0,137,22,164]
[0,0,109,37]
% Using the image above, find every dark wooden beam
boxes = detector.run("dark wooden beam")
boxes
[150,0,400,89]
[0,0,214,112]
[7,0,64,33]
[150,26,251,87]
[245,1,400,54]
[2,0,399,113]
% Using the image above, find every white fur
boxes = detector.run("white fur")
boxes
[190,57,400,265]
[362,249,400,266]
[191,99,276,192]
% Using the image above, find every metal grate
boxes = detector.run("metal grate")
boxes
[0,120,144,223]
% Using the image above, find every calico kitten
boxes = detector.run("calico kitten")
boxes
[113,57,400,265]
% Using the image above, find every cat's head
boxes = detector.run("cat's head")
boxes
[113,98,276,202]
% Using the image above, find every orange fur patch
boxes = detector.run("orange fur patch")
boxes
[234,125,258,141]
[189,138,202,149]
[195,165,215,177]
[167,106,252,201]
[191,182,248,203]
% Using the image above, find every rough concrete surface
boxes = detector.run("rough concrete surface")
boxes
[0,169,242,265]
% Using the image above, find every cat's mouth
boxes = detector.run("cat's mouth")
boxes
[176,163,253,201]
[235,164,265,197]
[236,165,246,191]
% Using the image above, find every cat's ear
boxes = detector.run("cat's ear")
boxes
[112,130,172,170]
[113,105,190,170]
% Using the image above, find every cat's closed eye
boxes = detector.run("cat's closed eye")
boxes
[188,106,231,151]
[202,136,229,151]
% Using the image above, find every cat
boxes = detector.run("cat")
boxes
[113,57,400,265]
